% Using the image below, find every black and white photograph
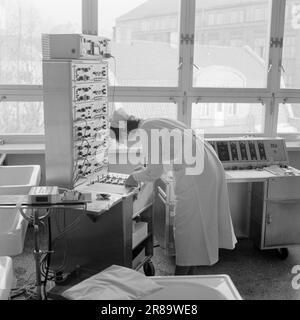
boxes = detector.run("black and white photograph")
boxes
[1,0,300,305]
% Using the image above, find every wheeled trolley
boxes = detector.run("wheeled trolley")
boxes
[250,176,300,260]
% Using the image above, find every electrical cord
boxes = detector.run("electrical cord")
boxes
[10,272,37,300]
[73,55,112,185]
[74,178,88,188]
[111,55,116,114]
[12,194,87,300]
[54,215,82,241]
[42,215,52,300]
[73,119,89,184]
[50,209,82,274]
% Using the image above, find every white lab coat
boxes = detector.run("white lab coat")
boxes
[132,118,237,266]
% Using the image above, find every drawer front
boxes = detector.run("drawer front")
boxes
[265,200,300,247]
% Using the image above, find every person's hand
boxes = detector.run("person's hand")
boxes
[125,174,139,188]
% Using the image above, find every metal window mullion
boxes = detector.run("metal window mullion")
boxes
[82,0,98,35]
[189,88,271,99]
[276,90,300,99]
[268,0,286,93]
[182,0,196,125]
[185,0,196,93]
[191,96,269,104]
[177,0,191,123]
[0,135,45,144]
[185,97,193,127]
[108,87,182,99]
[0,85,43,101]
[271,101,280,137]
[263,98,276,136]
[267,0,286,136]
[107,94,181,103]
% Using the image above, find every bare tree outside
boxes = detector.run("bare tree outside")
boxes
[0,0,80,134]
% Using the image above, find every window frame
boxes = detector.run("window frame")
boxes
[1,0,300,143]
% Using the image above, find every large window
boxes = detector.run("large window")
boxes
[2,0,300,143]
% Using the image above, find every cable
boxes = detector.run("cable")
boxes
[10,272,37,300]
[50,209,82,274]
[111,55,117,115]
[73,119,89,184]
[74,178,88,188]
[42,215,52,300]
[54,215,82,241]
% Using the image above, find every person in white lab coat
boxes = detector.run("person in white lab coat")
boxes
[110,109,237,275]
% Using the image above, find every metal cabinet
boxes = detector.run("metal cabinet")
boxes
[251,176,300,252]
[265,200,300,247]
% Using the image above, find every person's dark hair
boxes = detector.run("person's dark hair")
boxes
[110,119,141,141]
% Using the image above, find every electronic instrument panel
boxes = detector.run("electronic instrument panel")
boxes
[43,59,110,188]
[42,34,110,60]
[71,61,110,181]
[207,138,289,170]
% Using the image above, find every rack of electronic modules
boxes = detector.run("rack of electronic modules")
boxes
[42,34,111,189]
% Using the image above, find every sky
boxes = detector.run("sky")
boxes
[0,0,147,37]
[18,0,82,23]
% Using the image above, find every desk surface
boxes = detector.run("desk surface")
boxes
[76,182,153,216]
[225,170,276,183]
[76,183,126,214]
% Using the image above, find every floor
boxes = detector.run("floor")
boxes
[12,226,300,300]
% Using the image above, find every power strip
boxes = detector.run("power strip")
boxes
[28,187,92,204]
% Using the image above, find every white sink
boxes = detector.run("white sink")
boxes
[0,165,41,195]
[144,275,242,300]
[0,165,41,256]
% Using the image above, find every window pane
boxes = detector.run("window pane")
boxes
[0,102,44,134]
[113,102,177,120]
[193,0,272,88]
[277,103,300,134]
[281,0,300,89]
[191,103,265,134]
[0,0,81,84]
[99,0,180,86]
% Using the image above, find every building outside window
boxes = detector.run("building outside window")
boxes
[229,10,244,24]
[254,7,267,21]
[208,13,215,26]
